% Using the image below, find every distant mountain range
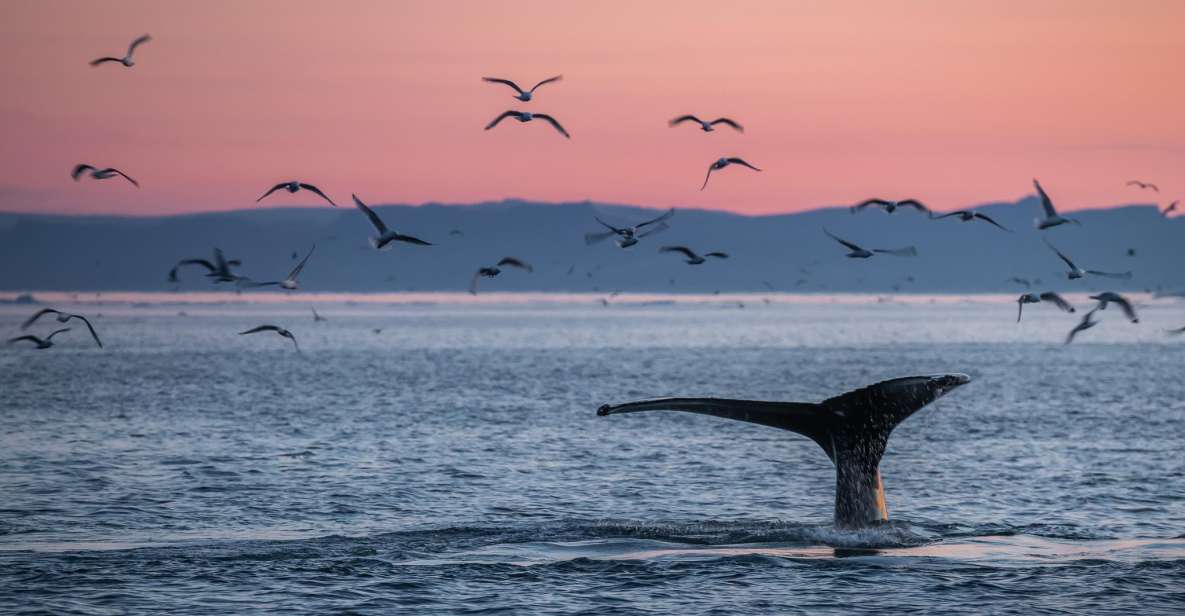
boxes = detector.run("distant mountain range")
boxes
[0,198,1180,294]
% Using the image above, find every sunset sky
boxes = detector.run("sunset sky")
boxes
[1,0,1182,216]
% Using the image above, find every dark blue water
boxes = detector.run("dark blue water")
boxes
[3,299,1184,614]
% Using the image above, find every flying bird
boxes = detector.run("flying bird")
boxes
[1167,325,1185,335]
[484,111,570,138]
[352,194,432,249]
[1033,179,1080,229]
[1045,239,1131,280]
[669,115,744,133]
[931,210,1010,231]
[311,307,327,322]
[1065,309,1100,345]
[8,328,71,350]
[481,75,563,102]
[168,248,242,283]
[659,245,728,265]
[1126,180,1159,192]
[241,245,316,290]
[239,325,300,353]
[71,164,139,188]
[823,229,917,259]
[1162,200,1178,217]
[470,257,533,295]
[257,181,336,207]
[89,34,151,68]
[701,157,761,190]
[1016,292,1075,322]
[1089,292,1139,323]
[850,198,929,215]
[1009,277,1032,289]
[21,309,103,348]
[584,209,674,248]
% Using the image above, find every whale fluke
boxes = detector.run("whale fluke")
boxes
[596,373,971,529]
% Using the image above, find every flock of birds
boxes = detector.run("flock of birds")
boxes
[9,34,1185,351]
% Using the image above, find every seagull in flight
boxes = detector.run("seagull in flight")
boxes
[669,115,744,133]
[485,111,570,138]
[21,309,103,348]
[239,325,300,353]
[1162,200,1178,217]
[1126,180,1159,192]
[659,245,728,265]
[311,307,327,322]
[1016,292,1075,322]
[470,257,533,295]
[353,194,432,250]
[1033,179,1080,229]
[482,75,563,102]
[1045,239,1131,280]
[168,248,242,283]
[1065,309,1100,345]
[931,209,1010,231]
[584,209,674,248]
[72,164,139,187]
[257,181,336,207]
[823,229,917,259]
[8,328,71,349]
[1009,277,1032,289]
[701,157,761,190]
[241,245,316,290]
[89,34,151,68]
[850,198,929,215]
[1089,292,1139,323]
[1167,325,1185,335]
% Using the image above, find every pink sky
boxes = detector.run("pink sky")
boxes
[1,0,1182,216]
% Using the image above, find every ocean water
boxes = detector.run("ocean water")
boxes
[2,296,1184,614]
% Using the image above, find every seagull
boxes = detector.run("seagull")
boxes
[850,198,929,215]
[1126,180,1159,192]
[239,325,300,353]
[311,307,327,322]
[8,328,71,349]
[931,209,1010,231]
[823,229,917,259]
[1089,292,1139,323]
[470,257,533,295]
[1167,325,1185,335]
[89,34,151,68]
[1009,277,1032,289]
[1033,179,1080,229]
[1162,201,1178,217]
[1045,239,1131,280]
[241,245,316,290]
[659,246,728,265]
[1016,292,1075,322]
[257,181,336,207]
[481,75,562,102]
[484,111,570,138]
[21,309,103,347]
[168,249,242,283]
[584,209,674,248]
[701,157,761,190]
[669,115,744,133]
[352,194,432,249]
[1065,309,1100,345]
[71,164,139,188]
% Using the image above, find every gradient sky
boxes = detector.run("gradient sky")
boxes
[1,0,1182,216]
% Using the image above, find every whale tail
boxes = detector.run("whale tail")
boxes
[596,374,971,529]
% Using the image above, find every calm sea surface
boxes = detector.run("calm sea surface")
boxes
[2,295,1184,614]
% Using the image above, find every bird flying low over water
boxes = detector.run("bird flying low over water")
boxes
[1065,309,1100,345]
[1010,277,1032,289]
[850,198,929,215]
[168,248,242,283]
[669,115,744,133]
[481,75,562,102]
[239,325,300,353]
[701,157,761,190]
[931,210,1010,231]
[1044,239,1131,280]
[1167,325,1185,335]
[1016,292,1075,322]
[71,164,139,188]
[659,245,728,265]
[311,307,327,322]
[257,181,336,207]
[485,111,570,138]
[1162,201,1178,217]
[21,309,103,348]
[823,229,917,259]
[1126,180,1159,192]
[1089,292,1139,323]
[8,328,71,349]
[352,194,432,250]
[584,209,674,248]
[241,245,316,290]
[470,257,533,295]
[1033,179,1080,229]
[89,34,151,68]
